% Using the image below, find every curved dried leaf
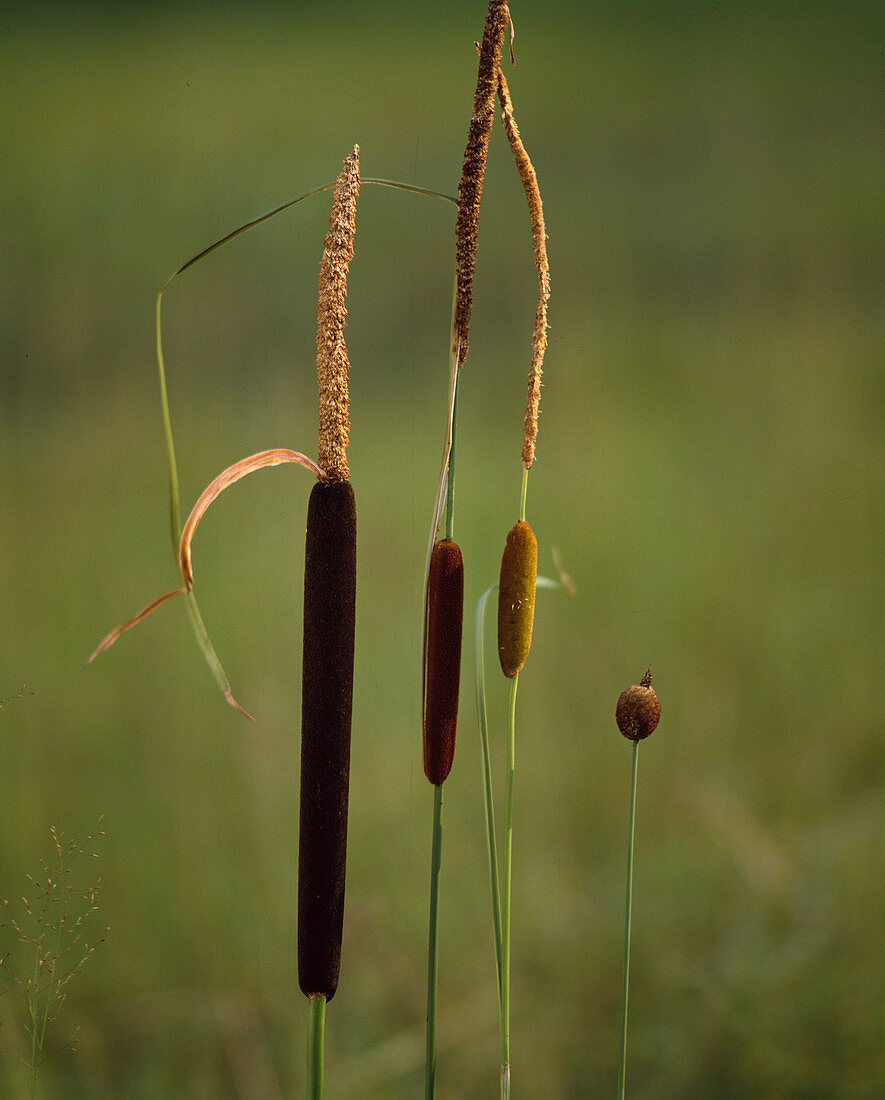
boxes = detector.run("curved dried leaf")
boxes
[89,448,323,719]
[179,449,323,587]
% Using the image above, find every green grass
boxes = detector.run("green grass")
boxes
[2,2,883,1095]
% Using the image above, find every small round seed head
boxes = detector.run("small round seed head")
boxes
[616,667,661,741]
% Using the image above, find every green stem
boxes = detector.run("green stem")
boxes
[425,782,445,1099]
[30,993,38,1099]
[500,673,519,1099]
[518,465,529,523]
[306,994,326,1100]
[155,287,182,551]
[475,585,504,998]
[445,382,460,540]
[618,739,640,1100]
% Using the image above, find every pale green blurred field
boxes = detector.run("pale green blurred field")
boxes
[1,2,883,1096]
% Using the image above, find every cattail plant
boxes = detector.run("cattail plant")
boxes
[298,147,360,1098]
[88,147,363,1098]
[616,667,661,1100]
[469,38,551,1100]
[422,5,511,1097]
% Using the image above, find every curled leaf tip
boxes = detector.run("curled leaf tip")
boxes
[86,586,187,665]
[225,690,256,722]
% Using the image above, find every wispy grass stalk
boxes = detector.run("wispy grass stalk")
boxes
[0,823,106,1100]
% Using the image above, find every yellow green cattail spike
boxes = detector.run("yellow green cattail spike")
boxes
[497,520,538,678]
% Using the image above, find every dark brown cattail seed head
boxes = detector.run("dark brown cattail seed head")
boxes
[298,478,357,1000]
[497,520,538,678]
[616,668,661,741]
[423,539,464,786]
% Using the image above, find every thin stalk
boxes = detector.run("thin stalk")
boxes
[500,673,519,1099]
[617,739,641,1100]
[444,383,460,540]
[306,994,326,1099]
[474,585,504,999]
[425,783,445,1099]
[421,275,459,675]
[29,1003,38,1100]
[518,466,529,523]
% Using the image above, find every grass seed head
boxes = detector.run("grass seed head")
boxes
[616,668,661,741]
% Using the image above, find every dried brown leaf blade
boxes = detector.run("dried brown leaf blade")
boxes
[86,587,186,665]
[179,449,323,586]
[88,448,323,718]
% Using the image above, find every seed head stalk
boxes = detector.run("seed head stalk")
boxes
[618,739,640,1100]
[615,669,661,1096]
[307,995,326,1100]
[424,780,445,1100]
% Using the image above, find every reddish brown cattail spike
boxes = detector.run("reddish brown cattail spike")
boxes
[615,668,661,742]
[497,520,538,677]
[423,540,464,785]
[298,479,357,1000]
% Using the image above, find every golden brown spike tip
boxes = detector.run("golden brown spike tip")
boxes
[317,146,361,481]
[496,66,549,468]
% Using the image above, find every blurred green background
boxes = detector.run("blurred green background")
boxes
[2,1,882,1095]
